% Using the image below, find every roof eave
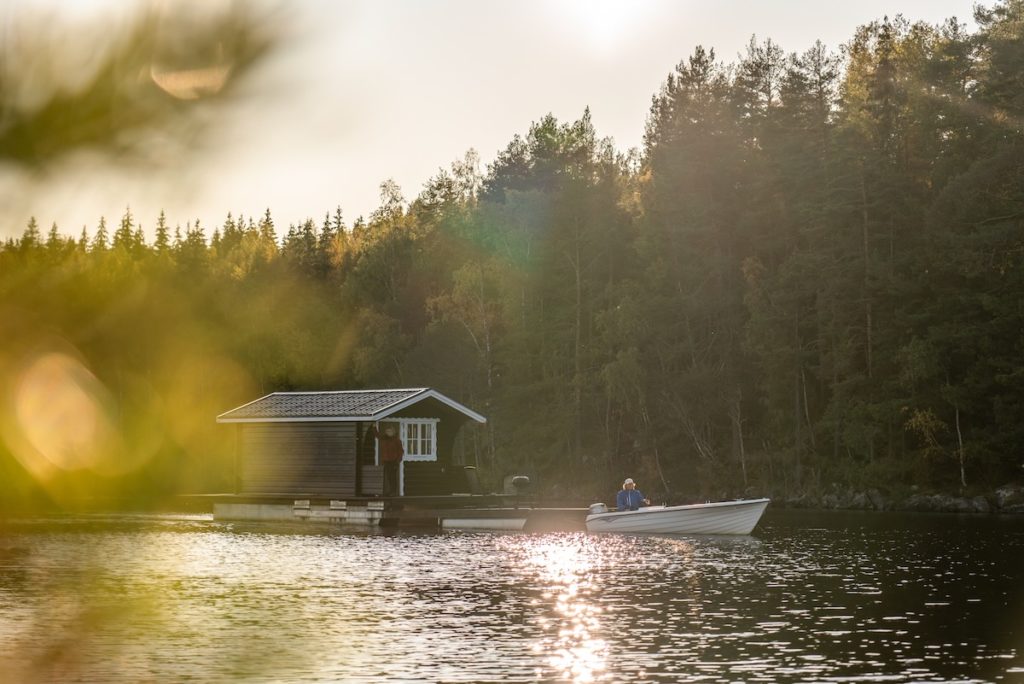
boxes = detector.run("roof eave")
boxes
[215,388,487,424]
[215,392,277,421]
[372,388,487,424]
[216,415,367,424]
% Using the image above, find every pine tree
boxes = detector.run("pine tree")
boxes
[154,210,171,254]
[20,216,41,252]
[92,216,109,252]
[113,206,136,252]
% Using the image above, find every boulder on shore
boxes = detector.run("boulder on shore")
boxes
[775,484,1024,514]
[995,484,1024,513]
[903,493,990,513]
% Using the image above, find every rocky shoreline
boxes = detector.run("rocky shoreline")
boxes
[775,483,1024,514]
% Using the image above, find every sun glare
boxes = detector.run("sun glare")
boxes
[522,536,609,682]
[548,0,654,53]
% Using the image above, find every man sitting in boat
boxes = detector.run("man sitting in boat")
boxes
[616,478,650,511]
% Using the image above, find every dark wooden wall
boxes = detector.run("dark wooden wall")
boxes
[240,422,357,496]
[404,462,473,495]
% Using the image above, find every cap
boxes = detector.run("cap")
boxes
[623,478,635,485]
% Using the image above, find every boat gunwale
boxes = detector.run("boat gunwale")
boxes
[585,497,770,522]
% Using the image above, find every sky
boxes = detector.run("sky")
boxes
[1,0,980,239]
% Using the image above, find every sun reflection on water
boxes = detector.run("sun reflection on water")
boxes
[1,520,1023,681]
[517,535,609,682]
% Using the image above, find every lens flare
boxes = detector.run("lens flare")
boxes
[4,351,120,480]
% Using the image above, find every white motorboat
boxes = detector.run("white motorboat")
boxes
[585,498,770,535]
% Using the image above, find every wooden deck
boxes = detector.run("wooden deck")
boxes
[183,493,588,532]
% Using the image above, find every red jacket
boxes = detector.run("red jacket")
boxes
[372,426,404,463]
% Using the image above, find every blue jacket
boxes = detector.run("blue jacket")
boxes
[616,489,646,511]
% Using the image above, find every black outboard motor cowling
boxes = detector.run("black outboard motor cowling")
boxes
[511,475,530,509]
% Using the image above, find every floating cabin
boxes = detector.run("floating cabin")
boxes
[213,388,497,525]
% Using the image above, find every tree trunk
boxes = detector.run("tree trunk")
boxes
[859,167,873,380]
[573,225,583,463]
[831,301,841,464]
[859,165,875,463]
[801,367,816,451]
[729,391,747,487]
[955,404,966,489]
[793,311,802,485]
[642,407,670,495]
[476,261,494,391]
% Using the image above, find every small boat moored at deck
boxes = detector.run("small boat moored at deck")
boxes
[585,498,770,535]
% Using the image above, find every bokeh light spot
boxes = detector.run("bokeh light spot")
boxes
[5,351,118,480]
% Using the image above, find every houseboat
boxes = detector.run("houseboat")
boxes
[214,387,492,524]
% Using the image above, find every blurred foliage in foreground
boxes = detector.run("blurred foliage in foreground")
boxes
[0,2,275,165]
[2,2,1024,511]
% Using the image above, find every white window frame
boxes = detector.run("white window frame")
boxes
[399,418,438,462]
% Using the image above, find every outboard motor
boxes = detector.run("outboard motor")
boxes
[511,475,530,509]
[588,503,608,515]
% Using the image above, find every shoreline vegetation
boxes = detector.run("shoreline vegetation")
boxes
[2,483,1023,520]
[779,483,1024,514]
[3,4,1024,513]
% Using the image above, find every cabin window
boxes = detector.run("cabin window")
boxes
[402,419,437,461]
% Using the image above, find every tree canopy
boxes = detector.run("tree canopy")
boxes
[2,3,1023,510]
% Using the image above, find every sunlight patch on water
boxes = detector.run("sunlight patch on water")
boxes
[0,516,1021,682]
[517,535,609,682]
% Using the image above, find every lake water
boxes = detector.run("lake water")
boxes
[1,510,1022,683]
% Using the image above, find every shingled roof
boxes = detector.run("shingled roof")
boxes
[216,388,486,423]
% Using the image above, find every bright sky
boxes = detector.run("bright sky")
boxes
[2,0,978,239]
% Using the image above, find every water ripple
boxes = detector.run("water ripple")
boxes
[0,512,1022,682]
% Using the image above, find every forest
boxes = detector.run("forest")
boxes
[1,4,1023,510]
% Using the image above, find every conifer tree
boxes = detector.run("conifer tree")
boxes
[92,217,109,252]
[154,210,171,254]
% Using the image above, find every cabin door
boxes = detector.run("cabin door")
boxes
[398,418,439,496]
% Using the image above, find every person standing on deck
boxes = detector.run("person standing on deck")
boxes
[616,478,650,511]
[373,423,404,496]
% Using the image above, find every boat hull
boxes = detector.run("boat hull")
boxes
[585,498,770,535]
